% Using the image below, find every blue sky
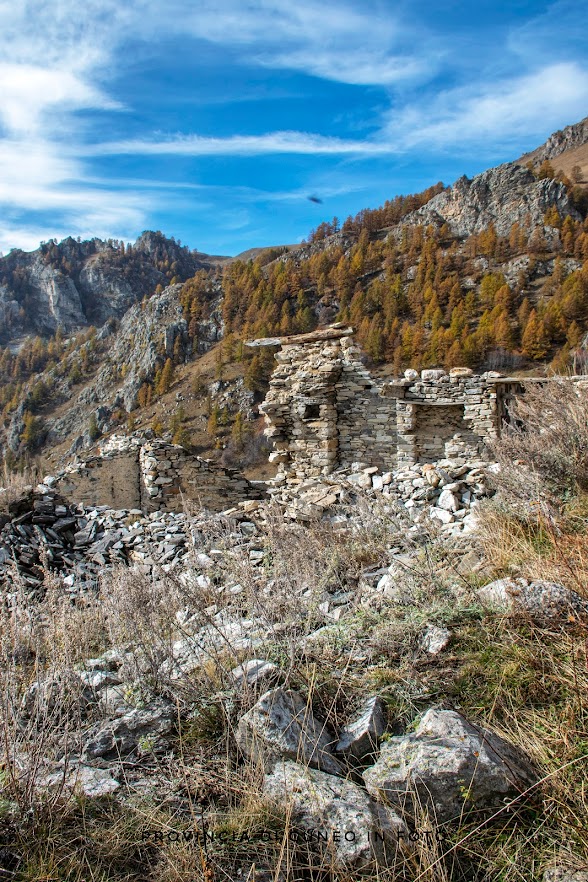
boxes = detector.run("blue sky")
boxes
[0,0,587,257]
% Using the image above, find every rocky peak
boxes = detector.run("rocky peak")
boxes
[402,162,580,237]
[0,232,217,341]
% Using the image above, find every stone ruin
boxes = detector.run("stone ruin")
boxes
[250,326,529,485]
[53,434,264,513]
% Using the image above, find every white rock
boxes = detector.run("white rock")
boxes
[420,625,451,655]
[264,760,407,869]
[230,659,279,688]
[429,506,454,524]
[437,489,459,511]
[236,687,342,775]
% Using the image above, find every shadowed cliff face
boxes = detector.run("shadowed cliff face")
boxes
[0,232,220,340]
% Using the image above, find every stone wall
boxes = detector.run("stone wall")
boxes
[139,440,263,511]
[54,434,264,513]
[253,327,527,484]
[55,450,142,511]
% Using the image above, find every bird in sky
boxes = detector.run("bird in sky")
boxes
[307,195,323,204]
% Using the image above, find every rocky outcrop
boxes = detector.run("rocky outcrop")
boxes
[523,115,588,165]
[0,232,218,340]
[44,286,188,441]
[403,163,580,238]
[82,699,175,761]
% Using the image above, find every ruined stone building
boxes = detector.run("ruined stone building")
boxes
[252,326,526,484]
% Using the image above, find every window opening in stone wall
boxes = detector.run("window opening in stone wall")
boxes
[303,404,321,419]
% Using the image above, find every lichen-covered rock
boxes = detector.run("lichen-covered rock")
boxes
[477,578,588,621]
[544,867,588,882]
[82,699,175,761]
[264,760,407,869]
[420,625,451,655]
[363,708,536,823]
[41,764,120,798]
[236,688,342,775]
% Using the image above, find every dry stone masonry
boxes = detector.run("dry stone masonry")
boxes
[54,433,263,513]
[252,326,530,484]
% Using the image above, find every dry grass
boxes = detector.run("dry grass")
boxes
[2,398,588,879]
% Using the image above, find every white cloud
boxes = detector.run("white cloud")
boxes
[168,0,434,86]
[0,138,146,241]
[0,0,148,249]
[0,0,587,254]
[94,130,392,157]
[0,65,119,136]
[386,63,588,152]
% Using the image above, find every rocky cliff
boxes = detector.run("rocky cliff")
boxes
[403,162,580,237]
[520,114,588,165]
[0,231,221,340]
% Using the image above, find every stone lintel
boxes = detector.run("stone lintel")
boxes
[245,325,354,348]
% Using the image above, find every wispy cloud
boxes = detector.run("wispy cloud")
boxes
[385,63,588,152]
[150,0,434,87]
[1,0,587,255]
[0,0,148,250]
[92,62,588,162]
[94,131,393,157]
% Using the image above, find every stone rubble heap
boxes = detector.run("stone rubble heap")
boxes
[0,487,251,598]
[267,457,496,536]
[0,453,496,598]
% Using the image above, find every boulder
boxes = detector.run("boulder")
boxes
[363,708,536,823]
[437,489,459,512]
[235,688,342,775]
[264,760,407,869]
[477,578,588,621]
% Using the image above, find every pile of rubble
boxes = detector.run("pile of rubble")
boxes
[0,455,497,599]
[0,483,267,599]
[268,458,496,534]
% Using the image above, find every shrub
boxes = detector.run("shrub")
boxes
[490,376,588,504]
